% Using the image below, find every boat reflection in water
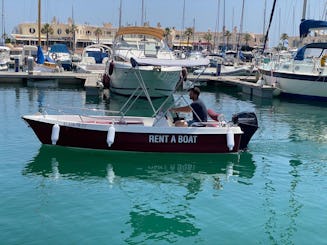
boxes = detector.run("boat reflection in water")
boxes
[23,146,256,242]
[23,145,256,185]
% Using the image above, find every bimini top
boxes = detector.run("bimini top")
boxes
[115,26,164,40]
[300,19,327,38]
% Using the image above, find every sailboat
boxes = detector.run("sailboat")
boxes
[258,0,327,101]
[32,0,60,73]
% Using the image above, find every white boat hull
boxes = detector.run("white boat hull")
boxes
[260,67,327,100]
[110,63,181,97]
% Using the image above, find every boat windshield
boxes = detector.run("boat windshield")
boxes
[115,35,169,51]
[303,48,327,59]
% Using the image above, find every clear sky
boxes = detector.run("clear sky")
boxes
[2,0,326,47]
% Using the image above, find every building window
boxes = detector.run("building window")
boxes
[57,29,62,35]
[29,28,36,34]
[86,30,91,35]
[66,29,70,34]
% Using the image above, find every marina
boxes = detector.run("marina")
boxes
[1,82,326,244]
[1,0,327,244]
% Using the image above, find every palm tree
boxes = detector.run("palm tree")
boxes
[41,23,53,49]
[243,33,252,46]
[94,28,102,44]
[224,30,232,49]
[184,27,193,49]
[164,27,172,47]
[280,33,289,48]
[203,31,212,51]
[67,24,77,51]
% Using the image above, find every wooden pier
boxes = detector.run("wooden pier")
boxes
[0,71,88,86]
[188,74,276,99]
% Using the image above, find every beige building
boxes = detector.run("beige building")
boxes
[10,18,265,52]
[11,17,116,52]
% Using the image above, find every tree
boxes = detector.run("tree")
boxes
[41,23,53,49]
[224,30,232,49]
[184,27,193,49]
[280,33,289,48]
[67,24,77,51]
[94,28,102,44]
[164,27,172,47]
[243,33,252,46]
[203,31,212,50]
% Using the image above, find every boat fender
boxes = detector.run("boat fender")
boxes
[102,73,110,89]
[321,55,327,67]
[107,124,116,147]
[108,61,114,75]
[51,124,60,145]
[207,109,220,121]
[51,53,58,60]
[226,127,234,151]
[181,67,187,81]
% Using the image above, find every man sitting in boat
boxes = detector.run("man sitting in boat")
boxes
[170,86,208,126]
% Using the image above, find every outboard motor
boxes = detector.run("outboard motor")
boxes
[232,112,258,150]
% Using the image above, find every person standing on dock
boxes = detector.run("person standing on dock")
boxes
[170,86,207,126]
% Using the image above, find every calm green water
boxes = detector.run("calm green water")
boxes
[0,84,326,244]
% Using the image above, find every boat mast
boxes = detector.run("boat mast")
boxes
[262,0,277,52]
[141,0,144,26]
[214,0,220,52]
[119,0,122,28]
[263,0,266,38]
[38,0,41,46]
[302,0,307,20]
[182,0,185,34]
[1,0,4,45]
[237,0,245,50]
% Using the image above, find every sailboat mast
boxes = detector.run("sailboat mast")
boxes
[1,0,4,44]
[263,0,266,37]
[141,0,144,26]
[302,0,307,20]
[119,0,122,28]
[38,0,41,46]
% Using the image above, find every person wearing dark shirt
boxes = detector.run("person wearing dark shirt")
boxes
[170,87,207,126]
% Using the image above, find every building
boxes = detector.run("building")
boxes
[10,18,265,53]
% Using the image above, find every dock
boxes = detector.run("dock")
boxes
[188,74,276,98]
[0,71,276,99]
[0,71,88,86]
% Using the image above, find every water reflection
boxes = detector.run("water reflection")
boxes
[23,146,256,184]
[23,146,256,241]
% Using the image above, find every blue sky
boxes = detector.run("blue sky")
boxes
[2,0,326,46]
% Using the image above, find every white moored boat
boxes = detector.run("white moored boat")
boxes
[258,18,327,101]
[106,26,204,97]
[75,44,111,74]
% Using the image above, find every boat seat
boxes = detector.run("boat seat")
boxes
[83,57,96,64]
[102,57,109,64]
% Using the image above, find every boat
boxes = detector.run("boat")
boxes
[8,46,23,70]
[106,26,190,97]
[22,111,258,153]
[22,57,258,154]
[259,26,327,100]
[258,0,327,101]
[193,64,254,76]
[48,44,73,71]
[0,46,10,71]
[28,0,60,75]
[75,44,111,74]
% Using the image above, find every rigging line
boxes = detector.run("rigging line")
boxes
[262,0,277,53]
